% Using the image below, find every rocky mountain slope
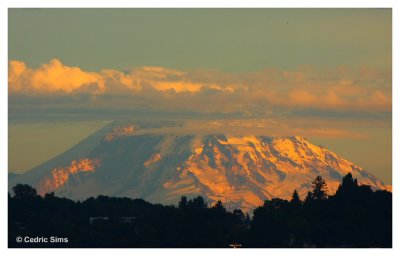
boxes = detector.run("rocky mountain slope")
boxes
[9,121,390,211]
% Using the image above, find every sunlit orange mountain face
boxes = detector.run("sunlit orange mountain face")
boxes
[9,121,390,212]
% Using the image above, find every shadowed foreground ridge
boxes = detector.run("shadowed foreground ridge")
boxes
[8,173,391,248]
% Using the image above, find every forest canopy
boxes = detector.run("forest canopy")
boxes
[8,173,392,248]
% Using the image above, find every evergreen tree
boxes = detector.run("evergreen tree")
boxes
[304,191,314,206]
[232,209,245,223]
[12,184,37,200]
[212,200,226,212]
[336,172,359,196]
[311,176,328,200]
[8,175,392,248]
[244,213,251,225]
[211,200,227,216]
[178,196,188,209]
[188,196,207,209]
[290,190,302,206]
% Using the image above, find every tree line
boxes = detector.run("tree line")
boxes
[8,173,391,248]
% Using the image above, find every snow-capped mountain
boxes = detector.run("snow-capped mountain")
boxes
[9,121,390,211]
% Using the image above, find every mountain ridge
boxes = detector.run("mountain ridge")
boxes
[9,121,390,211]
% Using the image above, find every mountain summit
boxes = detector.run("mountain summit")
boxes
[9,121,389,211]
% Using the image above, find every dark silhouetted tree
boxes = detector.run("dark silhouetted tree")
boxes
[212,200,226,213]
[336,172,358,198]
[311,176,328,200]
[12,184,37,199]
[304,191,313,206]
[290,190,302,206]
[244,213,251,226]
[44,192,55,200]
[232,209,245,224]
[178,196,188,209]
[188,196,207,209]
[8,174,392,248]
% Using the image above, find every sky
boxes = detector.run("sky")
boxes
[8,8,392,184]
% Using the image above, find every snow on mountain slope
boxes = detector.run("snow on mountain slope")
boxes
[9,121,390,211]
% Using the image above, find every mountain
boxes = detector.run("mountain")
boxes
[8,172,20,182]
[9,121,390,211]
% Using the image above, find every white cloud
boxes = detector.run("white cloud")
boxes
[9,59,391,117]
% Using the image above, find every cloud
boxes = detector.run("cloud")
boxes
[9,59,391,122]
[9,59,105,94]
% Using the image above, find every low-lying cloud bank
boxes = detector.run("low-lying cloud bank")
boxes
[9,59,391,122]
